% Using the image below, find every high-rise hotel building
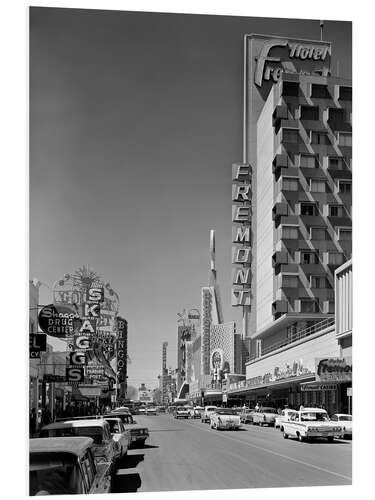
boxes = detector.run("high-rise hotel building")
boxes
[228,34,352,413]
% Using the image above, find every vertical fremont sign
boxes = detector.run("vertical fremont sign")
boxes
[231,163,251,306]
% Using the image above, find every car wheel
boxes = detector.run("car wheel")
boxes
[298,433,304,442]
[283,431,288,439]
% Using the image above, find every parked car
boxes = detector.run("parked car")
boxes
[252,407,277,427]
[210,409,241,430]
[201,406,218,423]
[275,409,298,431]
[138,408,146,415]
[55,415,103,422]
[40,419,117,466]
[145,407,158,415]
[330,413,352,439]
[189,408,202,419]
[29,437,112,495]
[240,408,255,424]
[106,411,149,447]
[102,417,130,459]
[174,408,190,419]
[282,407,343,442]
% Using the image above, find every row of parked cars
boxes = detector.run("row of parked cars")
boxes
[29,407,150,496]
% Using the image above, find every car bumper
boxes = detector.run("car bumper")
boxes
[305,431,342,438]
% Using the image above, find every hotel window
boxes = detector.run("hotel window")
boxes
[310,227,327,240]
[299,154,317,168]
[282,82,299,97]
[328,156,344,170]
[328,252,344,265]
[338,181,352,193]
[301,251,319,264]
[282,275,299,288]
[338,228,352,241]
[301,203,318,216]
[337,132,352,147]
[310,131,330,145]
[310,179,326,193]
[282,177,299,191]
[281,226,298,239]
[310,275,328,288]
[282,129,300,144]
[300,105,319,120]
[329,205,345,217]
[339,86,352,101]
[300,299,319,313]
[311,84,331,99]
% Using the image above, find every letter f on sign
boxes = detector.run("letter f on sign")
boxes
[254,40,288,87]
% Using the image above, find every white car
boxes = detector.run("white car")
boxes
[275,409,298,431]
[210,409,241,430]
[282,407,342,442]
[331,413,352,439]
[103,417,130,459]
[201,406,218,423]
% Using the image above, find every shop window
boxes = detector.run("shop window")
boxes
[311,84,331,99]
[282,177,299,191]
[300,105,319,120]
[281,226,298,239]
[310,179,326,193]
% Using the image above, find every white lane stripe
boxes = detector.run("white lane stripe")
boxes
[182,419,352,481]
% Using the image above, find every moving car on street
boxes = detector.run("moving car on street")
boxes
[201,406,218,423]
[102,417,130,459]
[240,408,255,424]
[275,409,298,431]
[252,407,277,427]
[210,409,241,430]
[330,413,352,439]
[40,419,117,467]
[282,407,343,442]
[106,411,149,447]
[189,408,202,419]
[174,407,190,419]
[29,437,113,495]
[145,407,158,415]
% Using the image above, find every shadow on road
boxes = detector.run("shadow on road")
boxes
[117,453,144,469]
[149,429,185,432]
[112,472,142,493]
[141,444,159,449]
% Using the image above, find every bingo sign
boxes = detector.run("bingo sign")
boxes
[38,304,82,339]
[116,316,128,399]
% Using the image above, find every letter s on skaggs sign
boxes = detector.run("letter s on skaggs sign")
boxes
[66,367,84,382]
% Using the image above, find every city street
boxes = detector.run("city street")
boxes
[113,414,352,493]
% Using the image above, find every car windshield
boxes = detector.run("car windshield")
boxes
[41,427,104,444]
[262,408,277,413]
[301,412,329,422]
[216,410,238,415]
[106,420,121,433]
[338,415,352,421]
[121,415,134,425]
[30,453,83,495]
[206,407,216,411]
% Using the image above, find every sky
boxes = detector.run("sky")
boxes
[29,7,352,390]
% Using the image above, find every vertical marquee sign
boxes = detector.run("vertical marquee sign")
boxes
[231,163,251,307]
[116,316,128,400]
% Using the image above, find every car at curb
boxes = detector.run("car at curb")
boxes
[282,407,343,442]
[106,411,149,447]
[240,408,255,424]
[174,408,190,419]
[201,406,218,423]
[102,417,130,459]
[210,409,241,430]
[275,409,298,431]
[29,437,113,495]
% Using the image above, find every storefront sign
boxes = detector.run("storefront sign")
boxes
[69,352,86,365]
[316,357,352,382]
[38,304,81,338]
[66,367,85,383]
[116,317,128,399]
[29,334,47,358]
[301,383,337,392]
[210,348,224,371]
[43,374,66,383]
[232,163,251,307]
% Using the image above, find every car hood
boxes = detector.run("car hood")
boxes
[303,421,341,429]
[124,424,148,432]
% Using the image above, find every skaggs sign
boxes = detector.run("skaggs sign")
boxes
[316,357,352,382]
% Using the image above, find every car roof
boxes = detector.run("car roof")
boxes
[30,437,93,456]
[300,407,328,412]
[334,413,352,417]
[42,419,109,430]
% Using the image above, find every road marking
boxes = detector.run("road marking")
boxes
[182,419,351,481]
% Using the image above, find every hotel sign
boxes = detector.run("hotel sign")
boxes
[232,163,251,307]
[316,357,352,382]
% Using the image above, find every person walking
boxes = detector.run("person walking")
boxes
[29,408,36,437]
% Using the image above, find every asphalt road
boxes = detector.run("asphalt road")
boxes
[113,414,352,493]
